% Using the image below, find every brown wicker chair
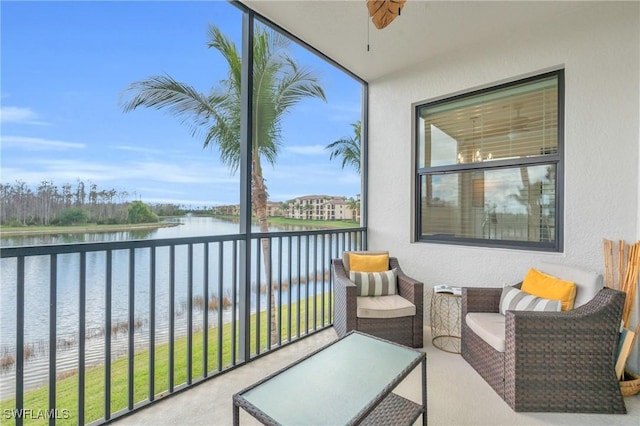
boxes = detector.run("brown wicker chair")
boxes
[332,256,423,348]
[462,280,626,413]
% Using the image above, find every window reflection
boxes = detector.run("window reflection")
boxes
[421,165,556,243]
[415,71,562,249]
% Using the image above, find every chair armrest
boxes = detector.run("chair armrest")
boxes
[390,257,423,312]
[390,257,424,348]
[505,288,625,384]
[332,259,357,337]
[462,287,502,321]
[506,287,625,351]
[333,259,357,293]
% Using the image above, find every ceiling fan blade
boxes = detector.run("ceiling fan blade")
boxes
[367,0,407,30]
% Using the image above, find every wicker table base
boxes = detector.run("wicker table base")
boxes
[430,290,462,354]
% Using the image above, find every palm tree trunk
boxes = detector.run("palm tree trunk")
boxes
[252,161,278,345]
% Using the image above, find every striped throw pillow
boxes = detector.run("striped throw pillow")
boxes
[499,286,561,315]
[349,268,397,296]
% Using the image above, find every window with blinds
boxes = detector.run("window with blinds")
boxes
[415,70,563,251]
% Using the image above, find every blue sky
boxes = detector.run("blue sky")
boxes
[0,0,362,208]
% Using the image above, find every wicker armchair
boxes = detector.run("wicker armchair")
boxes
[332,256,423,348]
[462,282,626,413]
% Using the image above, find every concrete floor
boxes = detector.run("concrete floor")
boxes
[115,327,640,426]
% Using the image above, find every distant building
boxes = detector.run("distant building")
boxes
[266,201,284,217]
[283,195,358,221]
[211,194,359,221]
[210,204,240,216]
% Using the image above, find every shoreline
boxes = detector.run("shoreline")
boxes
[0,216,360,238]
[211,214,360,230]
[0,290,328,401]
[0,222,177,237]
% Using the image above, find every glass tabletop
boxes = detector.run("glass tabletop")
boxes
[238,332,423,425]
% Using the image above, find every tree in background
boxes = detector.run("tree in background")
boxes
[326,121,361,174]
[120,24,326,344]
[55,207,90,226]
[0,180,131,226]
[127,200,158,224]
[347,197,360,222]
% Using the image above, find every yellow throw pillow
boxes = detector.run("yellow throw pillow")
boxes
[348,253,389,272]
[521,268,577,311]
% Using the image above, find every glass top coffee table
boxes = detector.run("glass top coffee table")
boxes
[233,331,426,425]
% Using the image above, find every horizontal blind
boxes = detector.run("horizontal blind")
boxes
[420,164,556,243]
[418,76,558,168]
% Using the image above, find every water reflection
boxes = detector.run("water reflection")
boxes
[0,216,353,398]
[0,215,239,247]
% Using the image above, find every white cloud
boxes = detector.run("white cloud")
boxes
[1,152,356,206]
[328,103,362,122]
[267,163,346,180]
[334,174,360,185]
[0,107,47,125]
[1,158,238,186]
[265,162,360,202]
[1,136,85,151]
[0,164,106,184]
[128,161,237,184]
[142,196,225,206]
[285,144,327,155]
[135,187,187,196]
[112,145,166,155]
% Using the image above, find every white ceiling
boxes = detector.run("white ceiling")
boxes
[242,0,587,81]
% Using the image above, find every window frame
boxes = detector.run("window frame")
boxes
[413,70,564,252]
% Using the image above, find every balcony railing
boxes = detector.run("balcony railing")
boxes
[0,227,365,425]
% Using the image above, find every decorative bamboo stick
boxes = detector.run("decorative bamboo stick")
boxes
[621,241,640,328]
[604,239,609,287]
[603,238,640,327]
[614,240,619,289]
[603,239,614,288]
[619,240,626,291]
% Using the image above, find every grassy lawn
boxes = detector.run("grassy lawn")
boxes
[265,216,360,229]
[0,294,332,425]
[211,214,360,230]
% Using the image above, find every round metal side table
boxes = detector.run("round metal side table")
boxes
[430,290,462,354]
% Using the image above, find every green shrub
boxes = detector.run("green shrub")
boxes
[56,208,90,225]
[3,219,24,227]
[127,201,158,224]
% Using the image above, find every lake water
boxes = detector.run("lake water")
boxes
[0,216,343,399]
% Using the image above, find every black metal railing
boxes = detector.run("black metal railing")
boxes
[0,227,365,425]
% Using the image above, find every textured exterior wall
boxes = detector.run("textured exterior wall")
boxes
[366,3,639,367]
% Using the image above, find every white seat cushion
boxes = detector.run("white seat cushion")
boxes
[537,261,603,307]
[465,264,601,354]
[356,295,416,319]
[465,312,506,352]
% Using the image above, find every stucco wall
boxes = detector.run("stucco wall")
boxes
[366,3,639,366]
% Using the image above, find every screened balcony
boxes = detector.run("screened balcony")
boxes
[1,228,365,425]
[2,1,639,425]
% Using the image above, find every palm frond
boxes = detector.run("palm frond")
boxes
[325,121,361,173]
[207,25,242,91]
[121,24,326,176]
[276,58,326,112]
[119,75,214,125]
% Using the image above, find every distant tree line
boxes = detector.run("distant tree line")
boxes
[0,180,185,226]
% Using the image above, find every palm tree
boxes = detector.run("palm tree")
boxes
[325,120,361,174]
[347,197,360,222]
[119,24,326,345]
